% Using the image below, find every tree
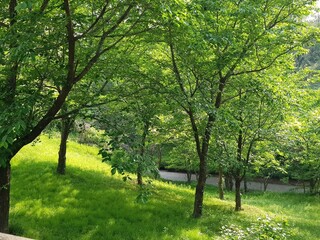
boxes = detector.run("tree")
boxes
[251,144,287,192]
[281,106,320,194]
[211,73,288,209]
[99,93,160,186]
[156,0,315,217]
[0,0,154,232]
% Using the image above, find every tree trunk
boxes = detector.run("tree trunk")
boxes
[218,168,224,200]
[192,154,207,218]
[57,114,74,175]
[186,171,192,184]
[157,145,162,168]
[235,105,243,211]
[225,174,233,191]
[136,119,150,186]
[57,119,68,175]
[0,162,11,233]
[243,176,248,193]
[137,168,143,185]
[310,179,316,194]
[235,177,242,211]
[263,177,269,192]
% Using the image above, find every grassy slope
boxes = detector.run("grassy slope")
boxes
[10,136,320,240]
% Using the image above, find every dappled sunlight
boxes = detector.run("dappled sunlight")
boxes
[7,135,319,239]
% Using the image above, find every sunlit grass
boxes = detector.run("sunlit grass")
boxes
[9,135,319,239]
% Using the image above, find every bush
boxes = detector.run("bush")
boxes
[220,216,291,240]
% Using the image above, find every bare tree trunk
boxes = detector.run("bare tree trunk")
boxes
[57,116,73,174]
[186,171,192,184]
[137,120,150,186]
[157,145,162,168]
[218,168,224,200]
[263,178,269,192]
[235,177,242,211]
[235,97,243,211]
[0,161,11,233]
[193,154,207,218]
[57,103,75,175]
[225,174,233,191]
[137,169,143,185]
[310,179,316,194]
[243,176,248,193]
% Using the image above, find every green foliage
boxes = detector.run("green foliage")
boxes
[220,216,291,240]
[136,181,153,204]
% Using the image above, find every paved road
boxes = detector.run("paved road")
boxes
[0,233,32,240]
[159,170,305,193]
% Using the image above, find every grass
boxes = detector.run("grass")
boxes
[9,135,320,239]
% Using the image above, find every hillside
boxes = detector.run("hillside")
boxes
[9,135,320,239]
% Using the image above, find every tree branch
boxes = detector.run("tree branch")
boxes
[74,4,134,83]
[40,0,50,13]
[75,1,109,40]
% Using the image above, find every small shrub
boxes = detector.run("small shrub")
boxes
[220,216,291,240]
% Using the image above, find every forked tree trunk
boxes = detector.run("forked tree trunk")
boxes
[191,111,215,218]
[235,177,242,211]
[170,36,227,218]
[0,161,11,233]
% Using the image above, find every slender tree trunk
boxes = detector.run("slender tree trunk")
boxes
[235,177,242,211]
[57,116,73,175]
[137,120,150,186]
[243,176,248,193]
[137,169,143,185]
[193,154,207,218]
[157,145,162,168]
[225,174,233,191]
[0,160,11,233]
[218,168,224,200]
[263,178,269,192]
[57,103,75,175]
[186,171,192,184]
[235,97,244,211]
[310,179,316,194]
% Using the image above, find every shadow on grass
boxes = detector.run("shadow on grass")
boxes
[10,160,249,240]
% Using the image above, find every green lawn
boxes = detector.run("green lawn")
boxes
[9,135,320,239]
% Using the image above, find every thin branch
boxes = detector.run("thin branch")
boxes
[232,46,295,76]
[75,1,109,40]
[40,0,50,13]
[74,4,134,82]
[169,40,189,100]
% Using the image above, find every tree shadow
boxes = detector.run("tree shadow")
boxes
[10,161,210,239]
[10,160,249,240]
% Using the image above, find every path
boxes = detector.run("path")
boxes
[159,170,305,193]
[0,233,32,240]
